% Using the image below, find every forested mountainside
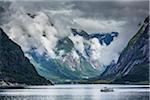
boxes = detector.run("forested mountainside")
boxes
[0,28,52,85]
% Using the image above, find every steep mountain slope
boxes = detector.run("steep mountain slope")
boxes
[100,16,149,84]
[2,10,119,83]
[71,28,119,45]
[0,28,51,85]
[28,35,102,83]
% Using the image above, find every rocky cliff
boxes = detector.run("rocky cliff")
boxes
[100,16,149,84]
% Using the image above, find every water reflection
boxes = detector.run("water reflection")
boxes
[0,84,149,100]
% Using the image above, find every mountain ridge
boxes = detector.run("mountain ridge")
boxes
[92,16,149,84]
[0,27,52,85]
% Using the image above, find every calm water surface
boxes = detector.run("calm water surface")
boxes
[0,84,149,100]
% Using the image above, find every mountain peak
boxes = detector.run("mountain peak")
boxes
[71,28,119,46]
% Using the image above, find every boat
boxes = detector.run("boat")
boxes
[100,87,114,92]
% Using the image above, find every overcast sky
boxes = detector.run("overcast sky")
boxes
[6,1,148,38]
[10,0,149,51]
[0,0,149,66]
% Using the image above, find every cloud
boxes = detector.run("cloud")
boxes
[90,38,120,66]
[73,18,126,33]
[69,35,85,55]
[0,1,148,67]
[1,1,82,59]
[2,8,59,58]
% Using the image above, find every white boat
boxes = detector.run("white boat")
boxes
[100,87,114,92]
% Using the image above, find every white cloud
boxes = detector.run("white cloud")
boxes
[2,7,59,58]
[69,35,85,55]
[90,38,119,66]
[73,18,126,33]
[1,1,135,68]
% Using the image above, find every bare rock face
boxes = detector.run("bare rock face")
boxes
[101,16,149,84]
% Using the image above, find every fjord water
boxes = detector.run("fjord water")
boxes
[0,84,149,100]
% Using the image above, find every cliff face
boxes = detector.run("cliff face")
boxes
[0,28,52,85]
[101,16,149,84]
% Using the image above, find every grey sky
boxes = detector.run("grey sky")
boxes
[68,1,149,48]
[69,1,149,47]
[0,0,149,66]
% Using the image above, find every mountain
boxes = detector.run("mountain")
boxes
[28,36,101,83]
[71,28,119,46]
[2,11,119,83]
[0,28,52,85]
[24,27,119,83]
[95,16,149,84]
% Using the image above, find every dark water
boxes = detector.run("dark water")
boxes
[0,84,149,100]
